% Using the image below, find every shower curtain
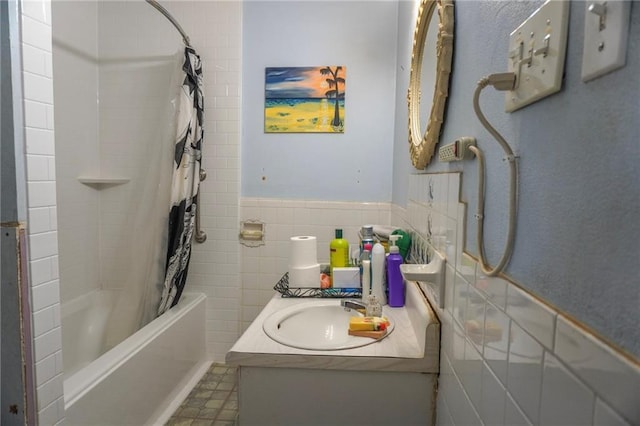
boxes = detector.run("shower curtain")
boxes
[102,49,182,351]
[158,46,204,315]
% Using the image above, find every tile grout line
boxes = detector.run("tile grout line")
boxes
[167,363,238,425]
[209,375,236,424]
[210,381,238,424]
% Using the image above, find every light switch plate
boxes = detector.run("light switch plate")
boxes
[505,0,570,113]
[581,1,631,82]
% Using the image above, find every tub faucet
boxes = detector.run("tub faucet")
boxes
[340,299,367,313]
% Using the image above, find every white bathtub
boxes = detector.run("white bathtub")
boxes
[61,290,119,378]
[62,291,209,425]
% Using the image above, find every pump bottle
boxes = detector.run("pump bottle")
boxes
[386,234,405,307]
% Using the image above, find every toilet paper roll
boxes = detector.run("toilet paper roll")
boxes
[289,236,318,268]
[288,263,321,288]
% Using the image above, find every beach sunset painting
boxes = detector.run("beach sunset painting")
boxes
[265,66,346,133]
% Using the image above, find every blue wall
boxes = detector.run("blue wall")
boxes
[393,0,640,357]
[242,1,399,202]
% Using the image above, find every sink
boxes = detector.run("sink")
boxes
[262,301,394,350]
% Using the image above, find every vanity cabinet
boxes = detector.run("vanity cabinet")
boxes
[238,366,436,425]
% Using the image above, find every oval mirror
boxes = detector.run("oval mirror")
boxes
[408,0,454,169]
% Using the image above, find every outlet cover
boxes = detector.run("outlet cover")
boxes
[581,1,631,82]
[505,0,570,112]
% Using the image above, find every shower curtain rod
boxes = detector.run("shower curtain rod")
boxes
[145,0,191,47]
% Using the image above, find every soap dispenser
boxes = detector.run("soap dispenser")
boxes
[387,234,404,307]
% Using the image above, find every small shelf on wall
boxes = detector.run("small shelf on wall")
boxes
[77,177,130,188]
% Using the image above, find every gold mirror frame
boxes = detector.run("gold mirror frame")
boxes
[407,0,454,170]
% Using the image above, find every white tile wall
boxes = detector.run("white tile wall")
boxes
[20,0,65,423]
[507,321,544,424]
[554,315,640,423]
[594,397,633,426]
[393,173,640,426]
[26,127,55,155]
[539,352,595,425]
[506,283,556,350]
[480,363,506,426]
[504,392,531,426]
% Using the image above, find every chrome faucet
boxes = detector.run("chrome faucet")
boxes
[340,299,367,312]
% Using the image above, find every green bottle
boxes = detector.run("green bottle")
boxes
[330,229,349,272]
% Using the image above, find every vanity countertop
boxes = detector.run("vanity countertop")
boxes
[226,282,440,373]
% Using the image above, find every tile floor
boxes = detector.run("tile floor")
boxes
[166,363,238,426]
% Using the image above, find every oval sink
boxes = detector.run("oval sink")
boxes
[262,301,394,351]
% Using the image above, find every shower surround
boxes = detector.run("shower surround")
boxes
[54,0,185,369]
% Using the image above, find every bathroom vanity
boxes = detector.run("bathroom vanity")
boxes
[226,282,440,425]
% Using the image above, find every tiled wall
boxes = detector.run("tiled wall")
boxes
[239,198,391,332]
[394,173,639,426]
[20,0,66,424]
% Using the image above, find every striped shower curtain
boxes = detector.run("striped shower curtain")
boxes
[158,46,204,316]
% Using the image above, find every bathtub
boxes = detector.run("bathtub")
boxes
[62,291,209,425]
[61,290,119,378]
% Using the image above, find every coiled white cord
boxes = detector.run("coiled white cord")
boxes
[470,74,518,276]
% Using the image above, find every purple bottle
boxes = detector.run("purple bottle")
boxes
[386,236,404,307]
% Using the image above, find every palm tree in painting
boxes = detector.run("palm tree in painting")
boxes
[320,66,345,127]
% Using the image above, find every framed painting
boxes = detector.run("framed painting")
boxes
[264,66,346,133]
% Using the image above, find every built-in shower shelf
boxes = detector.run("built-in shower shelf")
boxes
[78,177,130,188]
